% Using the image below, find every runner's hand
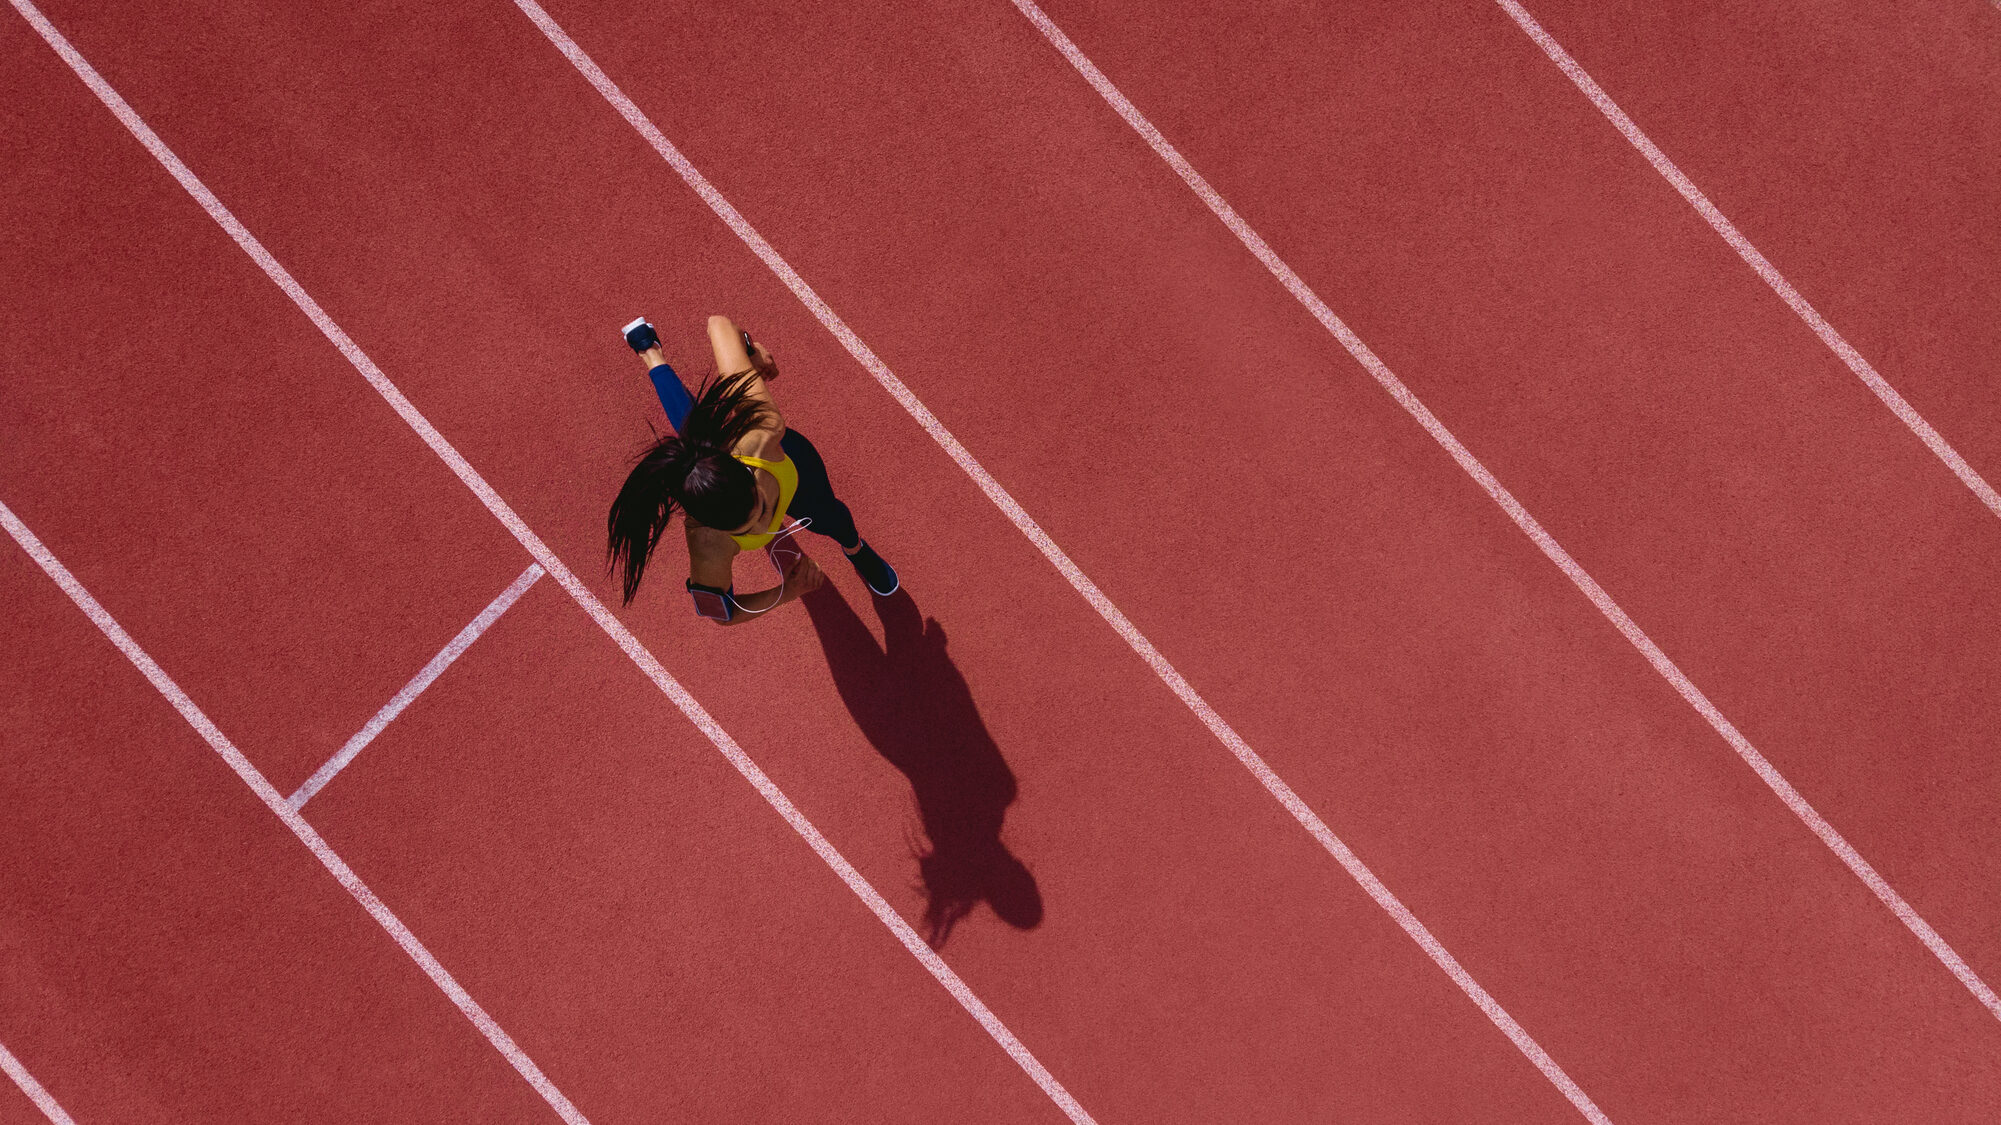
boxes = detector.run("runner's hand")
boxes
[747,337,779,380]
[784,553,824,595]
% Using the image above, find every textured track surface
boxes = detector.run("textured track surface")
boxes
[4,1,1998,1121]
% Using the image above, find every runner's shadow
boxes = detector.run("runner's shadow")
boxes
[803,583,1042,949]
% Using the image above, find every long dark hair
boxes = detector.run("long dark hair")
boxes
[607,370,776,604]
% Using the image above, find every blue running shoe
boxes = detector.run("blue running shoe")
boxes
[622,316,660,353]
[848,541,899,596]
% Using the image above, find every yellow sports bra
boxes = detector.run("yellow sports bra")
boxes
[728,452,798,551]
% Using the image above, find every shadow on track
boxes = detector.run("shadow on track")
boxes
[803,582,1042,949]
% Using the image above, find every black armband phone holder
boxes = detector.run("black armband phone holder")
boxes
[686,578,736,622]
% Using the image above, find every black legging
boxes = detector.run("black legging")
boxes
[779,428,860,550]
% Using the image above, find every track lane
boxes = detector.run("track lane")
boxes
[19,0,2000,1112]
[524,0,2001,1119]
[298,581,1076,1124]
[1513,0,2001,491]
[1023,0,2001,1001]
[0,535,550,1122]
[2,11,1092,1119]
[0,15,530,797]
[16,0,1614,1118]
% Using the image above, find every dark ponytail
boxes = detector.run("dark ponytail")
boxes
[607,370,777,604]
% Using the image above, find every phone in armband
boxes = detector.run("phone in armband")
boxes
[688,584,734,622]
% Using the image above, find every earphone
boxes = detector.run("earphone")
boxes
[719,515,814,616]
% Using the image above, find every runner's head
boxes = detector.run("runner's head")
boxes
[607,371,774,604]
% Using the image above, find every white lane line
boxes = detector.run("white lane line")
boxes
[0,1039,75,1125]
[289,562,544,810]
[0,500,590,1125]
[1494,0,2001,523]
[1007,0,2001,1028]
[5,6,1092,1119]
[513,0,1604,1116]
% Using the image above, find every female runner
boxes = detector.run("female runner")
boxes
[608,314,898,623]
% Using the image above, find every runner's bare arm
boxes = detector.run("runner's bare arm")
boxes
[686,523,815,624]
[708,315,781,411]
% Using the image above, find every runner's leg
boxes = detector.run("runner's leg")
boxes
[780,429,862,549]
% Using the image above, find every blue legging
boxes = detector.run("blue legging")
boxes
[651,363,861,549]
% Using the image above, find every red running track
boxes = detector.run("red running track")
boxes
[3,0,1999,1121]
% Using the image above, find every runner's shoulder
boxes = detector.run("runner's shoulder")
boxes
[685,520,740,556]
[732,420,787,461]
